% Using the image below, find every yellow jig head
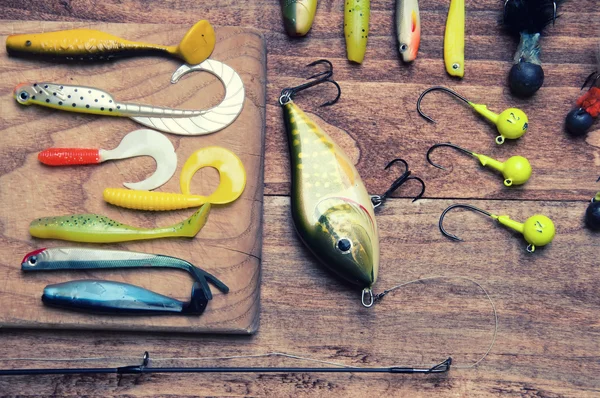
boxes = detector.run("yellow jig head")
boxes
[344,0,370,63]
[427,142,532,187]
[103,147,246,211]
[443,0,465,77]
[417,86,529,144]
[6,20,215,64]
[439,204,555,253]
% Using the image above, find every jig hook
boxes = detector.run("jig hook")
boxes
[279,60,341,107]
[370,158,425,208]
[426,142,532,187]
[439,203,555,253]
[417,86,529,145]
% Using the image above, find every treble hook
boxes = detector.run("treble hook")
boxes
[417,86,529,145]
[439,203,556,253]
[279,59,341,107]
[370,158,425,208]
[426,142,532,187]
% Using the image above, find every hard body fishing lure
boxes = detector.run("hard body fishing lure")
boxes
[281,0,318,36]
[427,143,532,186]
[38,129,177,191]
[279,60,379,303]
[344,0,370,63]
[444,0,465,77]
[503,0,561,97]
[396,0,420,62]
[417,86,529,144]
[439,204,555,253]
[6,20,215,64]
[565,46,600,136]
[29,204,210,243]
[21,247,229,294]
[103,146,246,211]
[42,280,217,315]
[14,59,245,136]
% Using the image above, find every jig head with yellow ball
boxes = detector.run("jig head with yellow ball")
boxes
[417,86,529,144]
[427,143,532,187]
[439,204,555,253]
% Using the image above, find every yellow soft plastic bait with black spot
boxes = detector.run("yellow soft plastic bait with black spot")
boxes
[6,20,215,64]
[344,0,370,63]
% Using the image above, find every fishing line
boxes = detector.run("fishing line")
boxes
[372,275,498,369]
[0,276,497,373]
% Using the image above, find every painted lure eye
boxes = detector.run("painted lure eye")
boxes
[28,256,37,266]
[25,40,32,47]
[19,91,29,101]
[336,238,352,253]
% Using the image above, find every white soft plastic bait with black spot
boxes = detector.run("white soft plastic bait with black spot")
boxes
[13,59,244,136]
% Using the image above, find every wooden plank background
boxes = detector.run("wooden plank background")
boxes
[1,0,599,396]
[0,22,266,334]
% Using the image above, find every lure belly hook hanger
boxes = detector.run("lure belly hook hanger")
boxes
[417,86,529,144]
[14,59,245,136]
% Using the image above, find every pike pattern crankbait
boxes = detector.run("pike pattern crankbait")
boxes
[38,129,177,191]
[29,204,210,243]
[417,86,529,144]
[42,279,220,315]
[103,146,246,211]
[439,204,555,253]
[14,59,245,136]
[396,0,421,62]
[279,60,379,301]
[444,0,465,77]
[281,0,318,36]
[6,20,215,64]
[344,0,370,63]
[427,143,532,187]
[21,247,229,294]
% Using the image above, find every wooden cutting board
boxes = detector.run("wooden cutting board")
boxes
[0,21,266,334]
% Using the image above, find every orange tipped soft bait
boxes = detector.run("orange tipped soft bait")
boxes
[6,20,215,64]
[37,129,177,191]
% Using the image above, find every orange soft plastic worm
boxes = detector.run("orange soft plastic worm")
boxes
[38,148,100,165]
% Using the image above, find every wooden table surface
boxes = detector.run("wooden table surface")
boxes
[1,0,599,396]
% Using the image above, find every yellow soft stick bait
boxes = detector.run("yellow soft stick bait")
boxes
[417,86,529,144]
[439,204,555,253]
[6,20,215,64]
[29,204,210,243]
[103,147,246,211]
[344,0,370,63]
[443,0,465,77]
[427,143,532,186]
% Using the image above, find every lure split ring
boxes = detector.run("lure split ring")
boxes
[417,86,529,144]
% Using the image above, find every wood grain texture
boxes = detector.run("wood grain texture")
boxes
[0,21,266,334]
[0,0,599,397]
